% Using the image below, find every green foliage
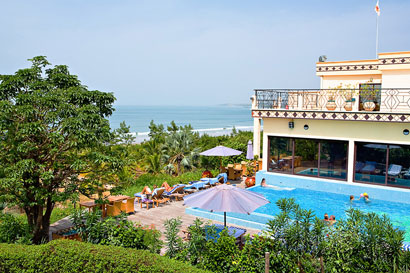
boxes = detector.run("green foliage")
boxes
[162,130,200,176]
[0,240,210,273]
[113,121,136,145]
[118,170,206,197]
[163,201,410,273]
[0,213,31,244]
[164,217,184,258]
[323,208,405,272]
[201,228,241,272]
[0,56,115,243]
[70,209,162,253]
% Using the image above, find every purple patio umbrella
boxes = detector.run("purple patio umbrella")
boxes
[200,145,242,157]
[184,184,269,226]
[200,145,243,170]
[246,140,254,160]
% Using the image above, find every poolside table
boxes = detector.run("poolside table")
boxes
[79,200,99,212]
[107,195,129,202]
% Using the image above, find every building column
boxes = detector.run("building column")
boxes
[253,118,261,160]
[347,139,355,183]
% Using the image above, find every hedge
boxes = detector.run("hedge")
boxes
[0,240,209,273]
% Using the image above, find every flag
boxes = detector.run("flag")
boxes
[375,0,380,16]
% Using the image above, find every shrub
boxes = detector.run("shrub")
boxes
[70,210,162,253]
[0,240,209,273]
[0,213,31,244]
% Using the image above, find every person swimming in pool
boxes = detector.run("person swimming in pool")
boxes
[359,192,370,203]
[350,195,355,203]
[260,178,294,191]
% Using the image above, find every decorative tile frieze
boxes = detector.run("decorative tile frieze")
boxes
[316,64,378,73]
[379,57,410,65]
[252,110,410,123]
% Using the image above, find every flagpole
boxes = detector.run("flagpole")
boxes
[376,12,379,58]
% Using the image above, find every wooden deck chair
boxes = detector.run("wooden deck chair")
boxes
[121,197,135,214]
[228,166,241,180]
[152,188,170,207]
[106,201,122,217]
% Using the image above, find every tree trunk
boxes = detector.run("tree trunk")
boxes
[25,198,54,244]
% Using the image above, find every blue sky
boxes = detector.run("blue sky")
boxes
[1,0,409,106]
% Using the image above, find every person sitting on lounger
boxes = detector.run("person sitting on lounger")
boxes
[161,181,177,192]
[135,185,157,199]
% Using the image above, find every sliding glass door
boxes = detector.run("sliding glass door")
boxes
[268,136,348,181]
[355,142,410,188]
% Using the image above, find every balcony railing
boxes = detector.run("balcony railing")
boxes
[254,89,410,113]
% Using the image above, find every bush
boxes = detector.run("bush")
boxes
[70,210,162,253]
[0,213,31,244]
[0,240,210,273]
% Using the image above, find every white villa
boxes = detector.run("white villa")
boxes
[252,51,410,188]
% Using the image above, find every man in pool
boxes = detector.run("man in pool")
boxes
[261,178,267,187]
[350,195,354,203]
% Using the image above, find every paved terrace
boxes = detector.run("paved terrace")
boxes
[50,178,261,250]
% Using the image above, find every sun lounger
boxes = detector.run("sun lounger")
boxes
[388,164,402,177]
[165,184,186,201]
[355,161,365,172]
[404,169,410,179]
[152,188,170,207]
[361,161,377,173]
[140,198,154,210]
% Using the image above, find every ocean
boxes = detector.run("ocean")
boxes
[109,105,254,143]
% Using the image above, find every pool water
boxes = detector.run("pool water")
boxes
[222,186,410,242]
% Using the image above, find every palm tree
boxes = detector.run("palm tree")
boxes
[162,131,200,176]
[140,139,163,174]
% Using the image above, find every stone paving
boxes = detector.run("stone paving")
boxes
[49,177,260,244]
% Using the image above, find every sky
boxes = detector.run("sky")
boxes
[1,0,409,106]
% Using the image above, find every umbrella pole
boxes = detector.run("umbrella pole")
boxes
[224,212,227,227]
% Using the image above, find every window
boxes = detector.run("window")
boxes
[354,142,387,184]
[388,145,410,187]
[354,142,410,188]
[267,136,348,180]
[268,136,292,174]
[320,141,348,180]
[294,139,318,175]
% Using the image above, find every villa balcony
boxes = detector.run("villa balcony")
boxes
[252,89,410,123]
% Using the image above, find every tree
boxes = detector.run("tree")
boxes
[0,56,115,243]
[162,130,200,176]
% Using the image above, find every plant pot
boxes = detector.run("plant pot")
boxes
[363,101,376,111]
[326,101,336,111]
[344,101,353,111]
[245,176,255,188]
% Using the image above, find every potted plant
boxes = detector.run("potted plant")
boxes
[341,86,356,111]
[360,83,378,111]
[245,162,256,188]
[326,87,338,110]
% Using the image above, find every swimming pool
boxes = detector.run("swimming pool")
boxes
[187,185,410,242]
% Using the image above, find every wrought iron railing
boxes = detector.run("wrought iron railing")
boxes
[254,89,410,112]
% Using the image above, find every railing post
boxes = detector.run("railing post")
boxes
[265,252,270,273]
[297,91,303,110]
